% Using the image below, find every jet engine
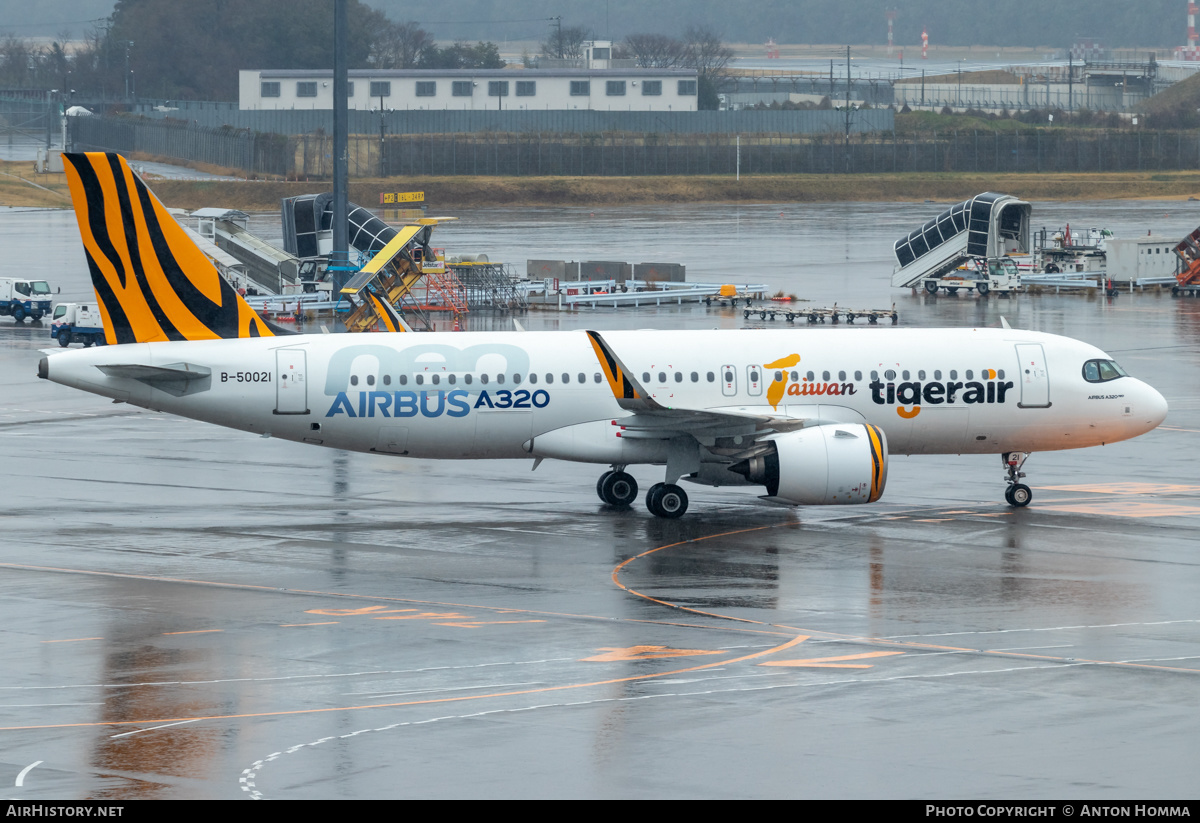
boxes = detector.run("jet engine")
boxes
[729,424,888,505]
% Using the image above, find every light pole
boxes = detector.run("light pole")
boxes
[378,94,389,178]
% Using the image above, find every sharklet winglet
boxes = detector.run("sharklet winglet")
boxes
[585,330,663,411]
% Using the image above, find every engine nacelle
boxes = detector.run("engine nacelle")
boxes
[730,424,888,505]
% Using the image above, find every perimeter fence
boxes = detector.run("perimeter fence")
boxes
[69,113,1200,178]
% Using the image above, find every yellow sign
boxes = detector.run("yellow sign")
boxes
[380,191,424,204]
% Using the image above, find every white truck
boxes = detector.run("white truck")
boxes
[49,303,107,347]
[0,277,54,322]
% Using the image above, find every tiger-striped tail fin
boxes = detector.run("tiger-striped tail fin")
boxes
[63,152,277,344]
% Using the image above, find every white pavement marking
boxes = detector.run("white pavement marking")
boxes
[110,718,202,738]
[15,761,42,787]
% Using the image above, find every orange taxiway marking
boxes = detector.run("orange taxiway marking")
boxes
[581,645,728,662]
[760,651,905,669]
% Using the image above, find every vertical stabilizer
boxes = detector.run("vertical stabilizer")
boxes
[63,152,276,344]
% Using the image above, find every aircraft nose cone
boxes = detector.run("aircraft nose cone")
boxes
[1146,385,1168,429]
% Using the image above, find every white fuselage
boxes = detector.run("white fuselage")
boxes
[40,327,1167,465]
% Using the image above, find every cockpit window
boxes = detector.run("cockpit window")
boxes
[1082,359,1127,383]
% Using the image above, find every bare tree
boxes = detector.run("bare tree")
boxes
[623,33,685,68]
[541,24,589,60]
[682,26,733,78]
[370,20,434,69]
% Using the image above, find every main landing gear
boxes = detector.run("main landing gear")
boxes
[1002,452,1032,507]
[595,467,689,518]
[596,467,638,507]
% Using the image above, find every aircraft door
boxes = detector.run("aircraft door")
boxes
[1014,343,1050,408]
[721,365,737,397]
[275,348,309,414]
[745,365,763,396]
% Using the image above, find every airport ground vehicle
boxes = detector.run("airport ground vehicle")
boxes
[49,303,107,347]
[0,277,53,322]
[39,153,1169,519]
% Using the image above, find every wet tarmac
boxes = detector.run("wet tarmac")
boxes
[2,206,1199,799]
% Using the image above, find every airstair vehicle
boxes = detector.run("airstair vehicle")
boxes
[1172,225,1200,296]
[191,208,302,295]
[892,193,1032,294]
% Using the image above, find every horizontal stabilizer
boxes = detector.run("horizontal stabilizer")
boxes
[96,362,212,396]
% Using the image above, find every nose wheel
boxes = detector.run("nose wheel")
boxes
[1002,452,1032,507]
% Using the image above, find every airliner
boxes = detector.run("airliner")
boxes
[38,153,1168,518]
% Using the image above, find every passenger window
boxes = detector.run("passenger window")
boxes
[465,374,473,385]
[415,375,424,385]
[691,372,699,382]
[530,373,539,384]
[447,375,456,385]
[707,372,715,382]
[884,370,895,380]
[658,372,667,383]
[480,374,488,384]
[966,370,973,380]
[564,373,571,384]
[642,372,651,383]
[934,370,942,380]
[791,371,799,381]
[839,371,846,381]
[399,374,408,385]
[383,375,391,386]
[806,371,815,381]
[366,375,375,386]
[594,373,602,383]
[512,374,522,385]
[902,371,909,380]
[749,370,759,382]
[544,373,553,384]
[855,371,862,381]
[918,370,926,380]
[350,375,359,386]
[431,375,440,385]
[497,374,505,384]
[674,372,683,382]
[724,370,733,382]
[822,371,830,381]
[775,371,783,382]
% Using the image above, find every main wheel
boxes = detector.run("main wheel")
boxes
[600,471,638,507]
[596,470,614,502]
[646,482,688,519]
[57,330,71,347]
[1008,483,1032,507]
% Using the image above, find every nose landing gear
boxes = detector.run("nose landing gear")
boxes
[1002,452,1032,507]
